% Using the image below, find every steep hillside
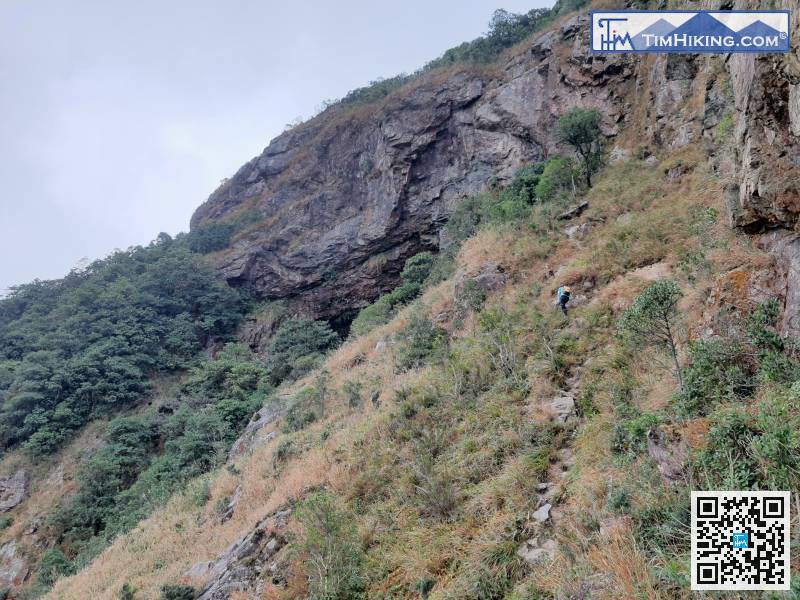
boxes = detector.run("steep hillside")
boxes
[2,0,800,598]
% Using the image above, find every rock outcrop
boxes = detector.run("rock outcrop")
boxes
[189,0,800,336]
[188,506,291,599]
[191,13,637,320]
[0,470,27,512]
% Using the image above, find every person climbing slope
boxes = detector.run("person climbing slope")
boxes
[556,285,571,316]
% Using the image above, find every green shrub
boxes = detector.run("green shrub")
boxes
[186,222,236,254]
[38,548,74,587]
[618,279,684,388]
[159,584,196,600]
[118,583,137,600]
[295,492,365,600]
[342,380,362,408]
[400,252,436,286]
[266,318,339,384]
[611,411,661,461]
[535,155,580,202]
[396,313,448,371]
[694,393,800,490]
[673,339,752,417]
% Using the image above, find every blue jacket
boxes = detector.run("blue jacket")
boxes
[557,286,570,303]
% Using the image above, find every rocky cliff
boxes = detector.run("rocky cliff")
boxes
[190,12,638,320]
[192,0,800,331]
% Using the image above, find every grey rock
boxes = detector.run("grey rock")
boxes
[532,503,552,523]
[191,29,635,320]
[609,146,630,164]
[220,485,242,523]
[195,507,292,599]
[0,541,28,586]
[0,470,27,512]
[228,406,280,460]
[557,201,589,221]
[647,428,687,485]
[517,537,557,564]
[547,395,574,424]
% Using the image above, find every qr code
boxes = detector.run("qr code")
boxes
[691,491,790,590]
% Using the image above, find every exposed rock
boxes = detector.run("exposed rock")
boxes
[557,201,589,221]
[564,221,593,240]
[517,537,557,564]
[220,486,242,523]
[609,146,630,164]
[191,15,636,319]
[532,503,551,523]
[0,541,28,586]
[647,427,688,485]
[0,470,27,512]
[757,231,800,339]
[630,261,672,282]
[454,262,507,308]
[546,395,575,424]
[374,337,396,352]
[193,507,291,599]
[228,405,281,460]
[644,156,658,166]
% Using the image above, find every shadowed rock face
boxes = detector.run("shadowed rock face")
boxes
[191,14,636,319]
[191,1,800,327]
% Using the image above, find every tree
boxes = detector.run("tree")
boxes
[296,492,365,600]
[619,280,684,389]
[557,107,603,187]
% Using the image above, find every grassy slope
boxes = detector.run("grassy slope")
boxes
[48,141,763,599]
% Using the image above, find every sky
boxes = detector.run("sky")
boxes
[0,0,551,294]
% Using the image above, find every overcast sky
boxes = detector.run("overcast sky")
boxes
[0,0,551,293]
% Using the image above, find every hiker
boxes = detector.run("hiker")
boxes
[556,285,571,316]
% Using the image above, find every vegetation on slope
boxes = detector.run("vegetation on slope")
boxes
[46,135,800,599]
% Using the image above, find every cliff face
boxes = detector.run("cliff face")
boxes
[192,0,800,329]
[190,14,637,319]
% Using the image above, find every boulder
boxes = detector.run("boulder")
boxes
[647,427,687,485]
[532,503,552,523]
[546,395,575,424]
[0,470,27,512]
[517,537,557,564]
[557,201,589,221]
[0,541,28,586]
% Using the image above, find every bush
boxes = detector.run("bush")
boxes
[266,318,339,384]
[160,584,196,600]
[534,155,580,202]
[694,392,800,490]
[396,313,448,371]
[618,280,684,388]
[672,339,752,417]
[186,222,236,254]
[400,252,436,286]
[38,548,74,587]
[295,492,365,600]
[611,411,661,460]
[350,251,439,336]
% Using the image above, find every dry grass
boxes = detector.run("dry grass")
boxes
[45,139,772,599]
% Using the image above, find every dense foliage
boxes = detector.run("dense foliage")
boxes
[54,343,269,568]
[0,235,244,455]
